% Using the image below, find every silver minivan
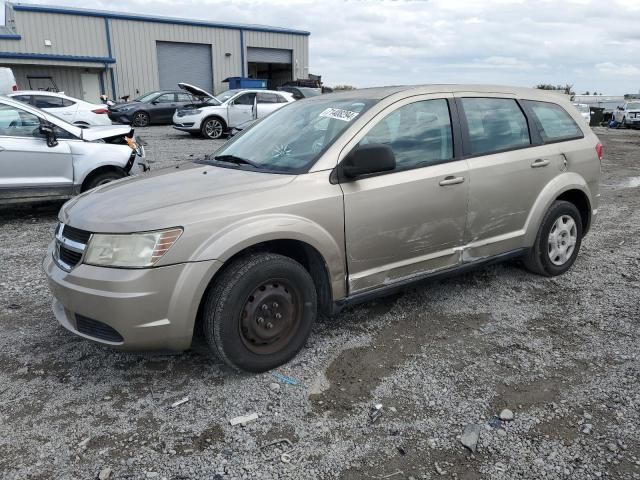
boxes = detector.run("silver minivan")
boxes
[44,85,602,372]
[0,95,147,204]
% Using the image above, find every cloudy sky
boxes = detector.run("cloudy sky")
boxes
[5,0,640,94]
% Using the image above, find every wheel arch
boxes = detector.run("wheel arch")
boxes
[192,238,337,342]
[80,165,127,192]
[524,173,593,245]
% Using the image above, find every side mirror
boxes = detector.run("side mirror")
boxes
[39,121,58,148]
[340,144,395,179]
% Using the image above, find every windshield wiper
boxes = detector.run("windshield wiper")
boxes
[213,154,262,169]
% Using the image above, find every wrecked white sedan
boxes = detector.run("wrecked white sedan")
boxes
[0,95,147,204]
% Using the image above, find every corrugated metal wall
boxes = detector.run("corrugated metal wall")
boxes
[0,7,310,98]
[9,65,86,98]
[0,11,108,56]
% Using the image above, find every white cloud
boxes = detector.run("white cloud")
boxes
[11,0,640,94]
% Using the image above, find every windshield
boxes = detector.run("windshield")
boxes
[627,102,640,110]
[216,90,243,103]
[208,96,376,173]
[134,92,159,102]
[204,97,222,106]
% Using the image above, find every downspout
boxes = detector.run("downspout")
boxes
[104,17,116,99]
[240,29,245,77]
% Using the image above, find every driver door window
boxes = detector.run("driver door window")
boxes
[0,104,42,137]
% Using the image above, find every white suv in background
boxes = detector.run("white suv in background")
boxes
[9,91,112,127]
[613,101,640,129]
[173,84,294,139]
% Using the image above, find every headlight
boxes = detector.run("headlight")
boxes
[84,228,182,268]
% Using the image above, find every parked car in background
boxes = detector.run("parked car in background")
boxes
[0,67,17,94]
[108,90,195,127]
[572,103,591,125]
[278,86,321,100]
[44,85,601,373]
[0,95,147,204]
[173,84,294,139]
[9,91,112,127]
[613,101,640,128]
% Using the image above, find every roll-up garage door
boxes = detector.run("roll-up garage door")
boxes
[157,41,213,92]
[247,47,292,64]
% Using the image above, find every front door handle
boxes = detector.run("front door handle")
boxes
[439,175,465,186]
[531,159,550,168]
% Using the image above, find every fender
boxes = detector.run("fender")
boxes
[192,214,347,300]
[523,172,592,246]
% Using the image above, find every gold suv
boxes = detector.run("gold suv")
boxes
[44,85,602,372]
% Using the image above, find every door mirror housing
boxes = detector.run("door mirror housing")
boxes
[340,143,396,179]
[39,121,58,148]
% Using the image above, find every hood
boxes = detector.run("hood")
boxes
[60,163,296,232]
[179,82,215,99]
[109,101,139,111]
[81,124,133,141]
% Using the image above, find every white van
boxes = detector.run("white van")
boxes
[0,67,17,94]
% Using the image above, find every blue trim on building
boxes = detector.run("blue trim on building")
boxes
[0,52,116,63]
[0,34,21,40]
[240,30,245,77]
[13,3,310,36]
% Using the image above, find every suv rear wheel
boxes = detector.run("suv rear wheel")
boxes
[523,200,583,276]
[201,253,317,372]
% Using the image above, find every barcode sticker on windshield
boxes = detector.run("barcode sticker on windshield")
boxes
[319,108,359,122]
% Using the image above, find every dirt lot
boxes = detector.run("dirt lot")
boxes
[1,126,639,480]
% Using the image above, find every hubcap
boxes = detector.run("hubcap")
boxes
[240,280,301,355]
[205,120,223,138]
[547,215,577,266]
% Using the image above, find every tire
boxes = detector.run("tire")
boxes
[201,253,317,372]
[82,171,126,192]
[523,200,583,277]
[132,111,150,127]
[201,117,225,139]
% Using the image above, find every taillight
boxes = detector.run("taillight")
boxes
[91,108,109,114]
[12,84,17,91]
[595,142,603,161]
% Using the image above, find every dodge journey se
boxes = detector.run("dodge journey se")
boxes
[44,85,602,372]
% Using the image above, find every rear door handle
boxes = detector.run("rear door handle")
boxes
[439,175,465,186]
[531,159,550,168]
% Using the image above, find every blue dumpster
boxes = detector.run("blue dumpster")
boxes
[223,77,267,89]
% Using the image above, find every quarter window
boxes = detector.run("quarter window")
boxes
[525,100,583,142]
[461,98,530,156]
[360,99,453,170]
[0,104,41,137]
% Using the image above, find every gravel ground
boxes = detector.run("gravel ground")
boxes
[0,126,639,480]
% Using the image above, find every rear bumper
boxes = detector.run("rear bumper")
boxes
[108,111,132,124]
[44,244,222,351]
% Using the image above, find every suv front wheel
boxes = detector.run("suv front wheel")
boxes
[201,253,317,372]
[523,200,583,276]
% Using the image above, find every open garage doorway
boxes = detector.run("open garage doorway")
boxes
[247,47,292,90]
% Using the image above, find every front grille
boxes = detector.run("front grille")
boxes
[54,223,92,271]
[76,315,124,343]
[62,225,91,244]
[59,245,82,266]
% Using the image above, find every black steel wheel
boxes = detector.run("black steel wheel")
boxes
[201,253,317,372]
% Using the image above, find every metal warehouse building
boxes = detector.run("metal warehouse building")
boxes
[0,2,310,102]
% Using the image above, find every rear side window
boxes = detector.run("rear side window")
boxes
[525,100,583,142]
[257,93,278,104]
[360,99,453,170]
[33,95,64,109]
[461,98,530,156]
[176,93,192,102]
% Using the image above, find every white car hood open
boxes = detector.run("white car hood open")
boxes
[80,125,132,141]
[178,82,217,100]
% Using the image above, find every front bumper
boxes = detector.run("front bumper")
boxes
[173,114,202,131]
[108,110,133,124]
[44,243,222,351]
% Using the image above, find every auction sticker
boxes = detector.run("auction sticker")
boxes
[319,108,359,122]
